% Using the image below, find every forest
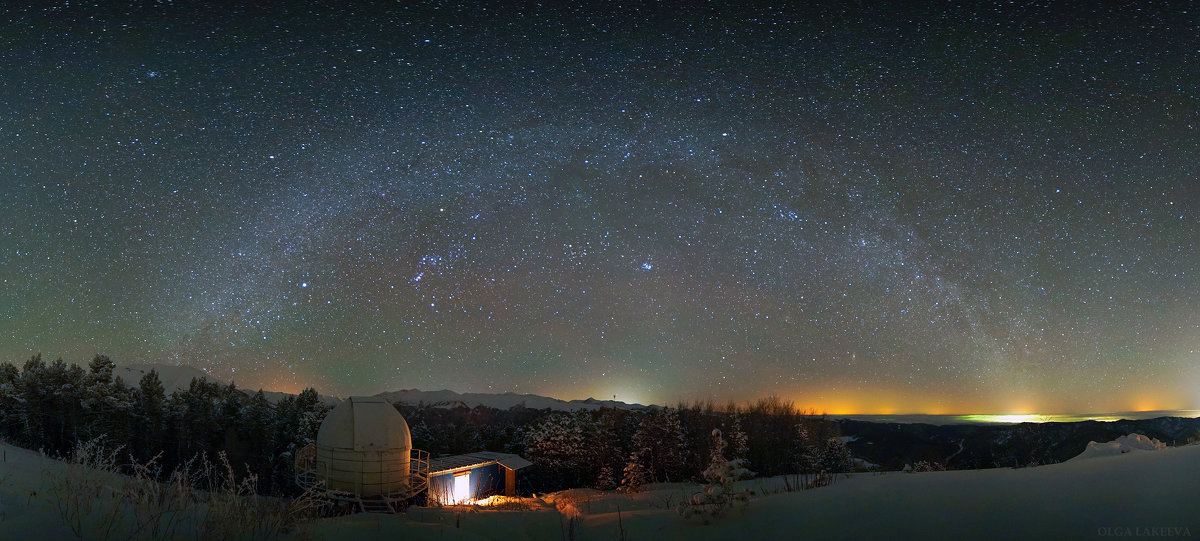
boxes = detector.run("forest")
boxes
[0,354,854,496]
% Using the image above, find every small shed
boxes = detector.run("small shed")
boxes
[427,451,532,504]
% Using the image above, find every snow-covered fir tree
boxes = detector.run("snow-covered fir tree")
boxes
[587,408,629,490]
[619,452,650,493]
[523,411,588,487]
[728,413,753,480]
[792,422,818,473]
[820,436,854,473]
[628,408,687,482]
[679,428,751,522]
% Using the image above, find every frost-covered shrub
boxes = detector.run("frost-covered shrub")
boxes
[678,429,751,523]
[907,460,946,473]
[46,437,322,541]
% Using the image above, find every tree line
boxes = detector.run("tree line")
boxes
[0,354,852,496]
[397,395,854,493]
[0,354,328,496]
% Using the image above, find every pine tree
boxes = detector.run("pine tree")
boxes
[792,422,817,473]
[294,388,328,448]
[103,375,137,446]
[409,416,435,453]
[240,390,275,489]
[619,453,650,493]
[85,355,115,384]
[0,361,20,440]
[135,369,166,460]
[588,408,627,489]
[45,358,85,454]
[523,412,587,488]
[820,437,853,473]
[219,382,243,434]
[628,409,687,482]
[16,354,47,446]
[175,377,223,459]
[728,413,752,480]
[82,355,118,440]
[242,390,274,454]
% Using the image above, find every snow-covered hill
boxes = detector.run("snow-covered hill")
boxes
[6,435,1194,540]
[293,437,1199,540]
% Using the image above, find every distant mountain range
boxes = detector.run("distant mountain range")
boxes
[114,363,651,411]
[375,388,653,411]
[114,363,1198,421]
[114,363,211,394]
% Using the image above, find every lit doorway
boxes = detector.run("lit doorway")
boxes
[452,472,471,503]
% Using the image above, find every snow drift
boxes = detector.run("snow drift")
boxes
[1070,433,1167,461]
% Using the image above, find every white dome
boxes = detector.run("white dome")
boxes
[314,396,413,497]
[317,396,412,451]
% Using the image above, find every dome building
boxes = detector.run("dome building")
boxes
[296,394,531,513]
[296,396,428,512]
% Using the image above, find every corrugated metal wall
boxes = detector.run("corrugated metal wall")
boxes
[428,463,505,504]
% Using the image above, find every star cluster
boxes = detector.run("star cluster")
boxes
[2,2,1198,413]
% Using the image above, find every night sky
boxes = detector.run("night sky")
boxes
[2,2,1198,414]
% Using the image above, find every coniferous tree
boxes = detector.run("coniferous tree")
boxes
[588,408,628,489]
[240,390,275,489]
[272,395,299,451]
[627,409,687,482]
[17,354,48,446]
[523,411,588,489]
[0,361,20,439]
[820,436,854,473]
[242,391,273,454]
[679,428,751,522]
[43,358,85,454]
[218,381,244,438]
[82,355,117,441]
[173,377,222,460]
[135,369,166,460]
[728,413,753,480]
[105,375,137,446]
[620,453,650,493]
[293,388,328,448]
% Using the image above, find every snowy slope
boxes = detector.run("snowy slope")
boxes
[2,436,1196,540]
[291,439,1200,540]
[1070,433,1167,461]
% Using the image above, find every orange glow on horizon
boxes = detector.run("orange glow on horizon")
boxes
[1131,396,1164,412]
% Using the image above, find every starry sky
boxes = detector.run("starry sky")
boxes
[2,2,1198,414]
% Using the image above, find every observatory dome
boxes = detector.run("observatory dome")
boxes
[317,395,412,451]
[314,396,413,496]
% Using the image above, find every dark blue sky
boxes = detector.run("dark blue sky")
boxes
[2,2,1198,413]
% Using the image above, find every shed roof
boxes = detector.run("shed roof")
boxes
[428,451,532,475]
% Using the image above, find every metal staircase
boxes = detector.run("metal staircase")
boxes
[358,497,395,514]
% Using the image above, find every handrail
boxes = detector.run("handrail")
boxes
[294,445,431,510]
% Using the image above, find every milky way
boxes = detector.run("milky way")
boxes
[2,2,1198,413]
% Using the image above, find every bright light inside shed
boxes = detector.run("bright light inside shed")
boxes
[453,473,470,504]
